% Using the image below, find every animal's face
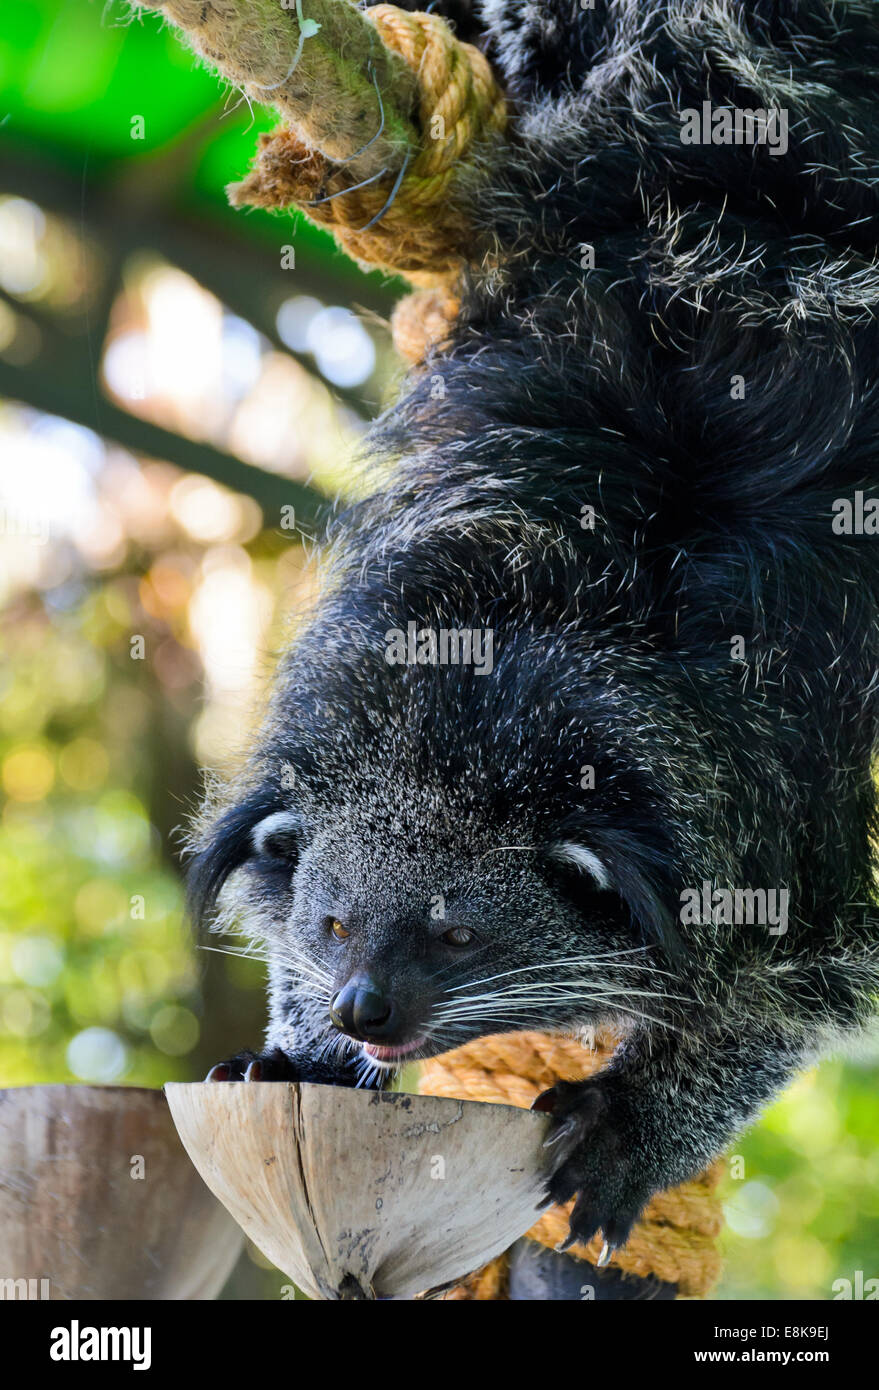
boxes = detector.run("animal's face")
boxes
[190,642,681,1070]
[226,795,665,1069]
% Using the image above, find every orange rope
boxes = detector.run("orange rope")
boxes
[229,6,506,281]
[390,286,460,362]
[419,1031,724,1300]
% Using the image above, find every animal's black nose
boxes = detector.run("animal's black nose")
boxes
[329,975,394,1040]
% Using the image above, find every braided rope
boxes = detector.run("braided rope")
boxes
[419,1031,725,1300]
[370,7,506,200]
[229,6,507,279]
[390,286,460,361]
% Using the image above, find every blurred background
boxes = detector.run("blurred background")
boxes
[1,0,876,1301]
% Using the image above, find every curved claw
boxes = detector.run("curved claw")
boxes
[243,1059,263,1081]
[543,1115,579,1148]
[531,1087,558,1114]
[205,1063,231,1082]
[596,1241,612,1268]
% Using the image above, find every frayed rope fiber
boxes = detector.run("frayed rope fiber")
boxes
[390,286,460,362]
[135,1,502,346]
[228,5,507,280]
[134,0,422,175]
[419,1032,725,1300]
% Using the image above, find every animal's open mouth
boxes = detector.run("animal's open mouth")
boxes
[361,1035,427,1064]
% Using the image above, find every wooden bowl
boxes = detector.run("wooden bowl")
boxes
[0,1085,244,1300]
[165,1082,551,1300]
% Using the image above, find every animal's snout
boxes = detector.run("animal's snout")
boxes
[329,974,395,1041]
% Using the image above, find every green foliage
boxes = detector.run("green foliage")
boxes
[719,1061,879,1299]
[0,0,396,292]
[0,578,197,1087]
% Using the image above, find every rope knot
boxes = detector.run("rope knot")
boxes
[229,5,507,280]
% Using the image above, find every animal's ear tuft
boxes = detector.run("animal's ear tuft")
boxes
[550,839,611,884]
[540,840,615,920]
[546,831,686,962]
[547,841,612,891]
[186,790,291,928]
[250,810,302,861]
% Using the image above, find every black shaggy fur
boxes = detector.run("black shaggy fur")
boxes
[189,0,879,1255]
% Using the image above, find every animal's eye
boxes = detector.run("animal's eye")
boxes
[328,918,349,940]
[442,926,474,947]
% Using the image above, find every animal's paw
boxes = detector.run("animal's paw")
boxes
[532,1077,649,1258]
[205,1047,299,1082]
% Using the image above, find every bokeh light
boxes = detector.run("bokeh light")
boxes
[66,1026,128,1082]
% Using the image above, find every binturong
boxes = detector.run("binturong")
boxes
[187,0,879,1255]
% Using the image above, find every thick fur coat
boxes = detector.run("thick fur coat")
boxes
[191,0,879,1253]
